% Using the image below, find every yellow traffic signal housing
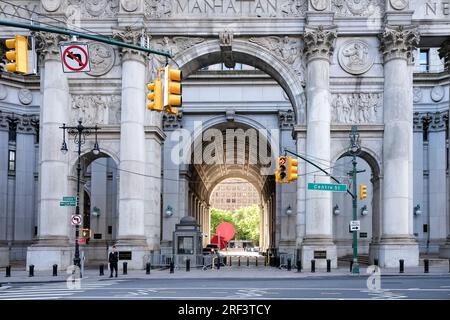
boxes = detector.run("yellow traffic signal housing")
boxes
[147,78,163,111]
[275,156,288,183]
[359,184,367,200]
[287,156,298,182]
[5,35,28,74]
[81,228,91,238]
[163,65,182,115]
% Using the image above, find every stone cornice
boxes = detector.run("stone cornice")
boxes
[379,25,420,63]
[303,25,337,62]
[144,125,166,144]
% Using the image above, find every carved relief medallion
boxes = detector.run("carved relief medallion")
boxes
[413,88,422,103]
[311,0,328,11]
[87,42,115,77]
[390,0,408,10]
[121,0,140,12]
[42,0,61,12]
[338,40,374,75]
[18,89,32,105]
[430,85,444,102]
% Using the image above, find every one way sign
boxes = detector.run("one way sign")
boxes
[60,43,91,73]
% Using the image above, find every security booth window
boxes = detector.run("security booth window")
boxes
[178,236,194,254]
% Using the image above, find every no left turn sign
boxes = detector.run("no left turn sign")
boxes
[60,43,91,73]
[71,215,82,226]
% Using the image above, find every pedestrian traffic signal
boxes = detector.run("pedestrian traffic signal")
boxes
[359,184,367,200]
[5,35,28,74]
[276,156,288,183]
[287,156,298,182]
[147,76,163,111]
[163,65,182,115]
[81,228,91,239]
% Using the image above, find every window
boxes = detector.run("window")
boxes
[8,150,16,171]
[419,49,429,72]
[177,236,194,254]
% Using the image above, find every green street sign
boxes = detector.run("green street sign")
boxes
[60,201,76,207]
[63,196,77,202]
[308,183,347,192]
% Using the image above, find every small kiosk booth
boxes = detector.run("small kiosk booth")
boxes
[172,216,203,267]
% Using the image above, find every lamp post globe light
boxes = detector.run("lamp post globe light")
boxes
[60,120,101,270]
[348,125,361,274]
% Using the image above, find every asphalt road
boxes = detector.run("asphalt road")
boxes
[1,275,450,300]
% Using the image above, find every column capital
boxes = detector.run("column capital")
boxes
[303,25,337,62]
[112,26,147,63]
[428,111,449,132]
[379,25,420,63]
[32,31,68,61]
[438,39,450,71]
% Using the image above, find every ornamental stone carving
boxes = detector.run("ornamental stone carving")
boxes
[121,0,140,12]
[32,31,68,60]
[220,30,235,69]
[331,0,384,17]
[163,112,183,130]
[144,0,171,18]
[112,26,148,61]
[281,0,308,17]
[338,40,374,75]
[42,0,61,12]
[430,85,444,102]
[331,93,382,124]
[71,94,121,125]
[428,111,448,132]
[379,25,420,62]
[413,87,422,103]
[68,0,119,18]
[310,0,328,11]
[18,89,32,105]
[303,25,337,62]
[149,36,204,75]
[390,0,408,11]
[249,36,305,84]
[87,42,115,77]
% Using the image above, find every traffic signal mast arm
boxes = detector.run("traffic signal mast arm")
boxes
[0,19,172,58]
[283,148,355,199]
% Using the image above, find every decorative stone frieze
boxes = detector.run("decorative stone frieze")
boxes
[67,0,119,18]
[71,94,121,125]
[331,0,384,17]
[331,93,382,124]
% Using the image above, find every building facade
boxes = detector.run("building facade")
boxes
[0,0,449,270]
[210,178,260,211]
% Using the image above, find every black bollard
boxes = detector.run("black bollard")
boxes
[287,259,292,271]
[264,256,267,267]
[247,257,249,267]
[170,262,174,274]
[52,264,57,277]
[350,261,353,272]
[186,259,190,272]
[5,265,11,277]
[238,256,241,267]
[29,264,34,277]
[327,259,331,273]
[123,262,128,275]
[255,257,258,267]
[311,260,315,273]
[449,259,450,273]
[399,259,404,273]
[424,259,429,273]
[146,263,151,275]
[99,264,104,276]
[297,260,302,273]
[216,256,220,270]
[374,258,379,266]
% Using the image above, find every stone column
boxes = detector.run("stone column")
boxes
[113,27,149,268]
[439,40,450,258]
[301,25,337,270]
[377,26,420,267]
[26,32,72,270]
[0,116,9,267]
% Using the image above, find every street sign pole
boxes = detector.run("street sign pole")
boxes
[351,155,359,274]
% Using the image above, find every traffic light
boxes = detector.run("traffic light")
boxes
[147,77,163,111]
[81,228,91,239]
[275,156,288,183]
[5,35,28,74]
[359,184,367,200]
[163,65,182,115]
[287,156,298,182]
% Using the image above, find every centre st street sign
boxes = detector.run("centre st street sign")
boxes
[60,201,76,206]
[307,183,347,192]
[63,196,77,202]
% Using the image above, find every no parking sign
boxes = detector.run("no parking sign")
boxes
[60,43,91,73]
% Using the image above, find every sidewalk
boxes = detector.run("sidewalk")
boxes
[1,265,449,286]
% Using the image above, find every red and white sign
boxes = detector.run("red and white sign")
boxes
[71,215,82,226]
[60,43,90,73]
[78,238,86,245]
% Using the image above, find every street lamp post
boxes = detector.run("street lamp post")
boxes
[348,125,362,275]
[60,120,101,269]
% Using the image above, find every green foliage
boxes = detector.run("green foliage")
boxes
[210,205,260,245]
